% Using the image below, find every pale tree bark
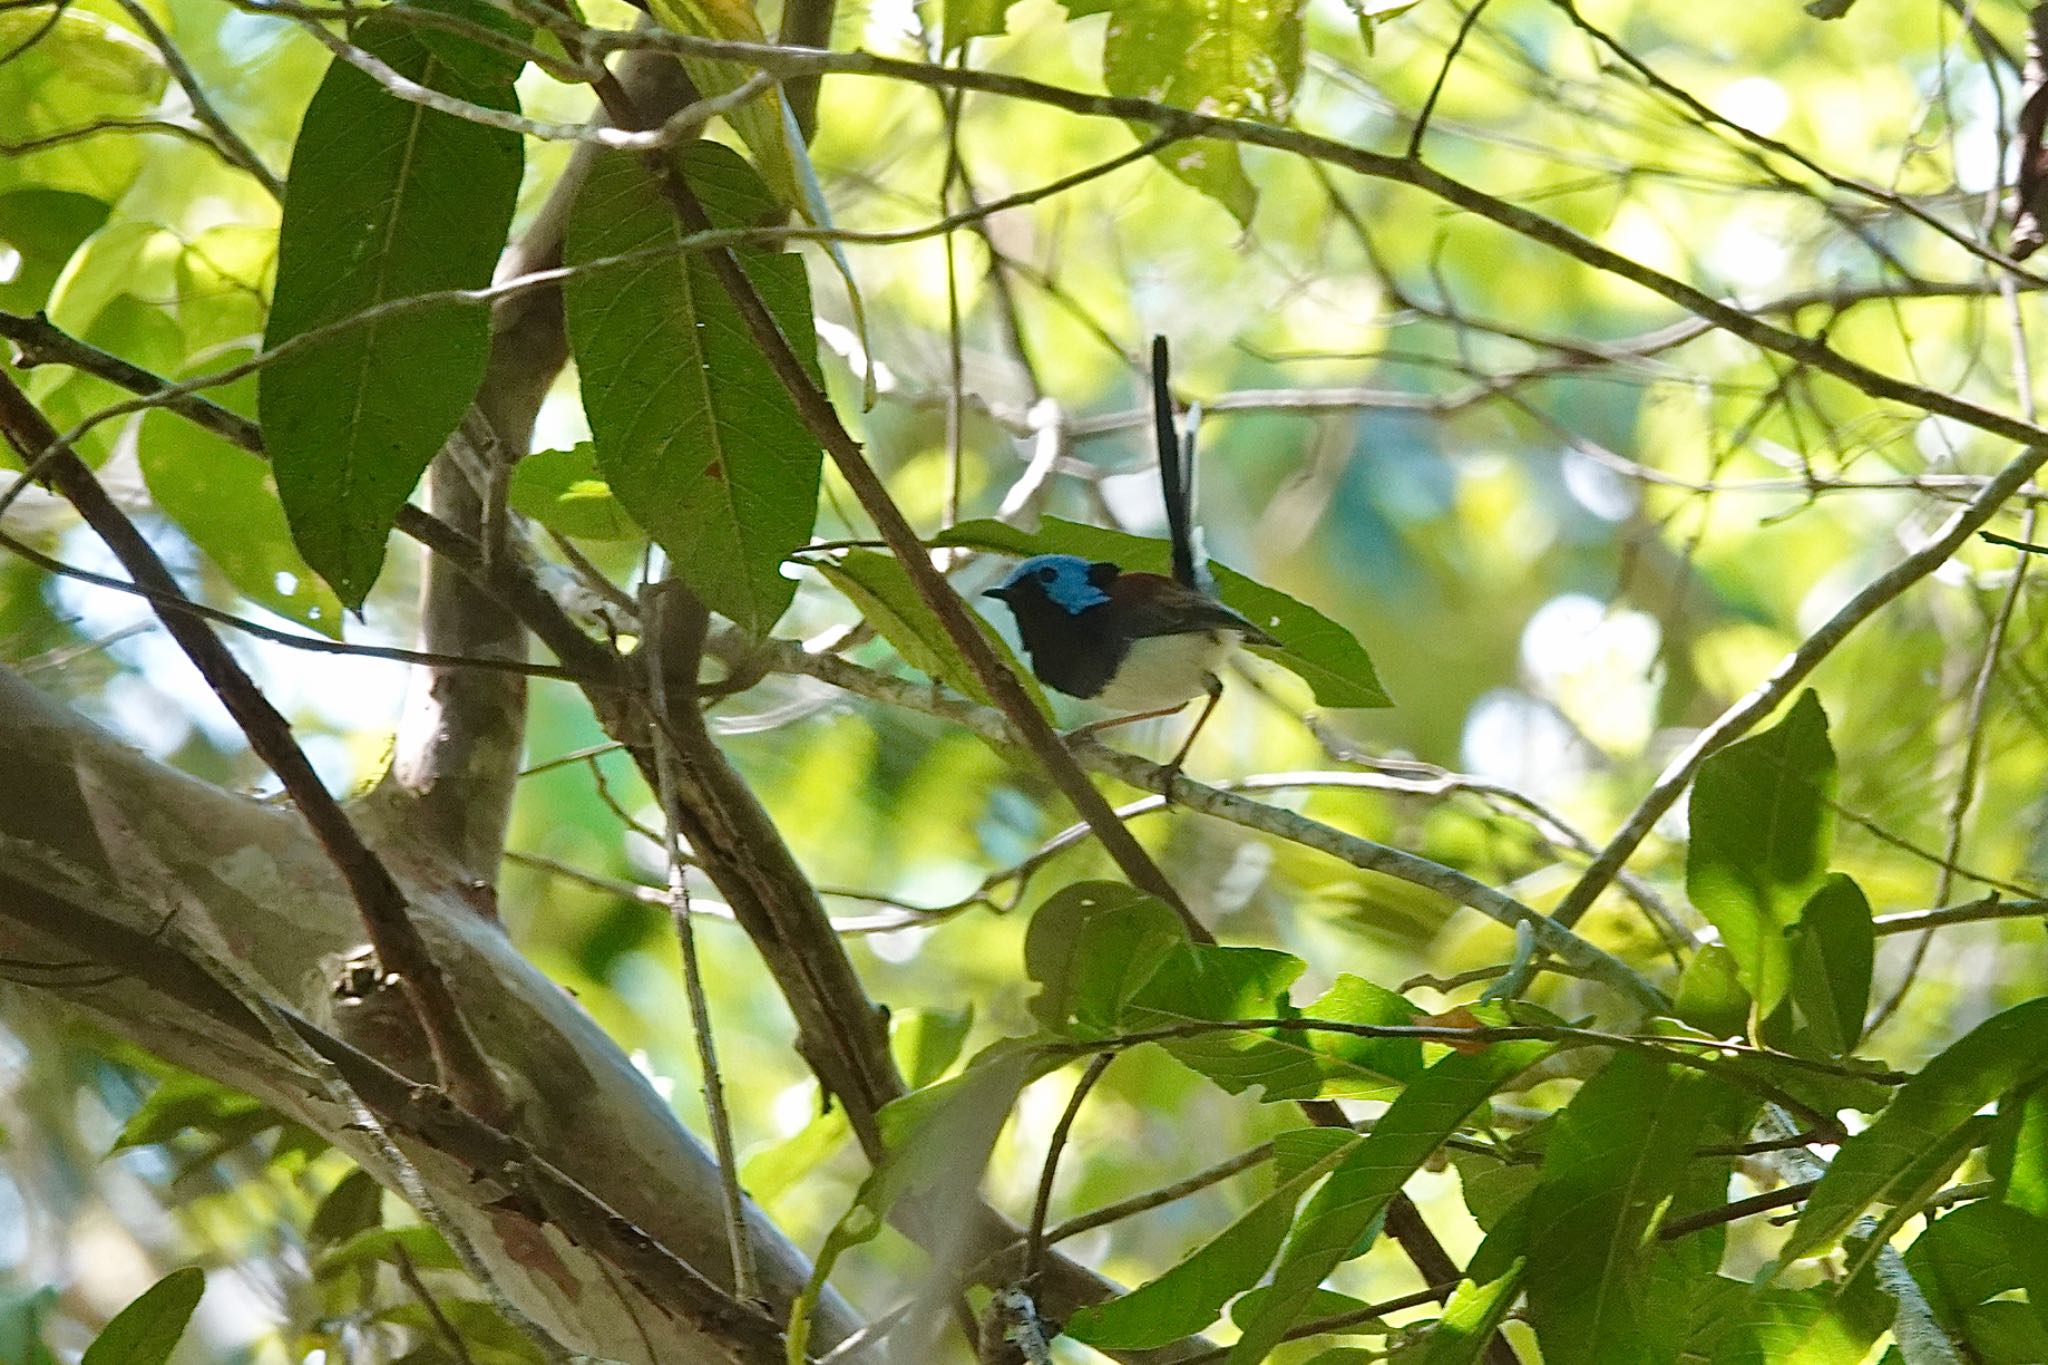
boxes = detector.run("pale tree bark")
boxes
[0,666,866,1363]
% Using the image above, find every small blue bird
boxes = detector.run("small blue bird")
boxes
[983,337,1276,774]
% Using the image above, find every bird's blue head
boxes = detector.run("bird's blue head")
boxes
[982,554,1113,615]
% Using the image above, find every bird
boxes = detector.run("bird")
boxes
[982,336,1276,777]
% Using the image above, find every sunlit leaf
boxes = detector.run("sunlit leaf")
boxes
[1100,0,1304,225]
[0,6,164,199]
[259,0,524,605]
[1680,1275,1890,1364]
[506,443,638,541]
[1778,998,2048,1266]
[1226,1036,1553,1362]
[1686,689,1835,1014]
[80,1267,202,1365]
[640,0,799,206]
[938,517,1389,708]
[890,1004,975,1089]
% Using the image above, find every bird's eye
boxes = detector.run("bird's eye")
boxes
[1037,565,1058,583]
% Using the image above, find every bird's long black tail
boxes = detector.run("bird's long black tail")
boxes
[1152,335,1201,589]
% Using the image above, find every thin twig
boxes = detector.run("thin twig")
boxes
[393,1244,481,1365]
[1024,1052,1113,1286]
[644,583,759,1306]
[113,0,284,198]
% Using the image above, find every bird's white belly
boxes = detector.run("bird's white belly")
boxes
[1091,630,1238,713]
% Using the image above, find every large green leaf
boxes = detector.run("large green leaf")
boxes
[819,549,1046,711]
[80,1267,203,1365]
[563,144,822,635]
[1226,1037,1553,1363]
[1024,881,1187,1036]
[1100,0,1304,225]
[1788,873,1873,1056]
[1686,690,1836,1014]
[1065,1129,1362,1349]
[938,516,1389,708]
[258,0,524,606]
[1522,1052,1722,1365]
[1778,998,2048,1265]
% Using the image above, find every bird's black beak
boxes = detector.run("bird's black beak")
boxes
[982,587,1007,601]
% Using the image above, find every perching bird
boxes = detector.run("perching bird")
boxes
[982,336,1276,774]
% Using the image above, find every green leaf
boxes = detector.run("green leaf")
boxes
[1025,882,1186,1036]
[1681,1276,1890,1364]
[309,1168,386,1247]
[1230,1284,1376,1333]
[258,0,524,606]
[890,1004,975,1089]
[1778,997,2048,1266]
[938,517,1389,708]
[506,443,638,540]
[0,189,108,313]
[316,1225,462,1279]
[1418,1252,1528,1365]
[1117,949,1425,1102]
[1122,942,1311,1098]
[786,1045,1057,1363]
[114,1074,269,1151]
[819,549,1045,711]
[1522,1052,1723,1365]
[0,6,164,200]
[1991,1084,2048,1218]
[1788,874,1873,1055]
[1673,943,1751,1039]
[80,1267,203,1365]
[140,346,346,636]
[1100,0,1304,225]
[1686,690,1836,1014]
[0,1286,59,1365]
[1065,1129,1362,1349]
[564,144,823,635]
[1904,1200,2048,1354]
[1226,1038,1553,1363]
[640,0,799,207]
[945,0,1020,49]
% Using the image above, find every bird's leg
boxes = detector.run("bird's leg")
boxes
[1066,701,1189,740]
[1159,675,1225,796]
